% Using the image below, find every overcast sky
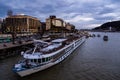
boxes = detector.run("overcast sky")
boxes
[0,0,120,29]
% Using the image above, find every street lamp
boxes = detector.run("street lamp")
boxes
[12,25,16,44]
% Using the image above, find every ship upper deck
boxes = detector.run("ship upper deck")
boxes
[23,38,68,59]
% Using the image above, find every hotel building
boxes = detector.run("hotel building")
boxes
[46,15,66,33]
[66,23,75,32]
[46,15,75,33]
[5,14,41,33]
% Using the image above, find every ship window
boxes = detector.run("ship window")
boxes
[38,59,41,63]
[34,59,37,63]
[46,57,49,62]
[42,58,45,62]
[48,57,51,60]
[30,59,34,62]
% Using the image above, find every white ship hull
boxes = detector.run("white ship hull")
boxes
[15,37,85,77]
[17,63,54,77]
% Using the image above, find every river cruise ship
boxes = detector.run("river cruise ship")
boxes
[13,34,85,77]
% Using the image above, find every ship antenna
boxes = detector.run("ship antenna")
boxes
[32,44,38,54]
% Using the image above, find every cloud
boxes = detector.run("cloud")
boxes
[0,3,9,18]
[101,13,118,17]
[0,0,120,29]
[86,24,101,29]
[65,15,94,22]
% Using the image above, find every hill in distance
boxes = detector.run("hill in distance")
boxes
[93,20,120,31]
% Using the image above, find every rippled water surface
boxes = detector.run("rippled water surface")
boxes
[0,32,120,80]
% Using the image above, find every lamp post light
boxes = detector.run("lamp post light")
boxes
[12,25,16,44]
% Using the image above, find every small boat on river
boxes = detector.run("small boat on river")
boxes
[103,35,108,41]
[97,34,101,37]
[13,34,86,77]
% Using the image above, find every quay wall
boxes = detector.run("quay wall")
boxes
[0,41,33,59]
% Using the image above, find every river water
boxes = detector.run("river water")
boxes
[0,32,120,80]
